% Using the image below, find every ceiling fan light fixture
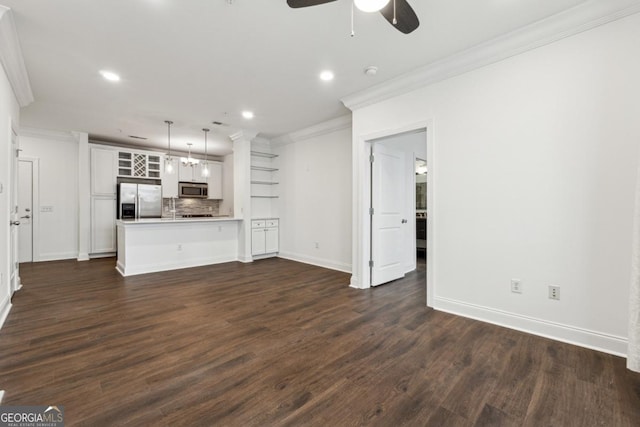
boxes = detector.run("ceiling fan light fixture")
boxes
[354,0,390,13]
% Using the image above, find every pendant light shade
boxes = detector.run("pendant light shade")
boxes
[201,128,210,178]
[354,0,390,13]
[164,120,174,174]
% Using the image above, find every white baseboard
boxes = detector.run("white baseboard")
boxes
[116,255,239,277]
[89,252,116,259]
[237,254,253,263]
[434,296,628,357]
[77,252,90,261]
[278,251,352,274]
[0,390,4,404]
[0,295,12,331]
[38,251,78,262]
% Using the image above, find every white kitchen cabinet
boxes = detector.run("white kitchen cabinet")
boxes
[90,147,117,196]
[91,196,117,254]
[265,225,279,254]
[251,227,266,256]
[117,151,162,179]
[251,219,279,257]
[207,162,223,199]
[162,159,179,198]
[179,162,205,183]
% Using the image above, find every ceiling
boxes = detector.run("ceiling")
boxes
[2,0,588,155]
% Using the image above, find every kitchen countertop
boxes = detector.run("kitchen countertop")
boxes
[117,217,242,225]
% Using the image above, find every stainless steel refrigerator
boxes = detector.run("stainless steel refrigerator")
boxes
[118,183,162,219]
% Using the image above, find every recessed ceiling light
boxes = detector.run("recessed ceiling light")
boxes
[242,111,254,119]
[100,70,120,82]
[320,70,335,81]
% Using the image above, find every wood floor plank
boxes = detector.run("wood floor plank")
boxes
[0,257,639,426]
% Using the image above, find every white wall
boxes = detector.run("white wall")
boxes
[20,131,79,261]
[351,13,640,355]
[0,53,20,327]
[274,124,352,273]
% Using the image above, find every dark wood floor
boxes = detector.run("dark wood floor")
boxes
[1,258,639,426]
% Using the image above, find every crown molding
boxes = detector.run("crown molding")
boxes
[0,7,34,107]
[342,0,640,111]
[229,129,259,143]
[20,126,76,142]
[272,115,352,147]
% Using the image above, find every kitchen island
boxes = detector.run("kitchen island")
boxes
[116,217,242,276]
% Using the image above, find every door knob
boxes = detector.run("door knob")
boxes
[20,215,31,219]
[10,220,20,226]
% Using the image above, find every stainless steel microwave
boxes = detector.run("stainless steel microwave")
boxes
[178,181,208,198]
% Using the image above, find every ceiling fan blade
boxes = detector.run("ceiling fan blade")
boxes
[287,0,337,8]
[379,0,420,34]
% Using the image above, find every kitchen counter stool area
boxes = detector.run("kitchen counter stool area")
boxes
[116,218,242,276]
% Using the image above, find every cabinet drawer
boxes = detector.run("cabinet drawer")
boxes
[266,219,279,227]
[251,220,265,229]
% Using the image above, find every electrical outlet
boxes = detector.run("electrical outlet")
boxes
[511,279,522,293]
[314,242,319,249]
[177,244,182,252]
[549,285,560,300]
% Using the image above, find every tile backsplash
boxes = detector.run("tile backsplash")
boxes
[162,198,221,217]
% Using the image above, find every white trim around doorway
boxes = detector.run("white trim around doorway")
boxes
[351,119,435,308]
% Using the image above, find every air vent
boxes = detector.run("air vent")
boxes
[128,135,148,140]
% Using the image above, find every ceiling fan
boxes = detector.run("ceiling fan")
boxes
[287,0,420,34]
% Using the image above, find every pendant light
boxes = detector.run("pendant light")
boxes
[164,120,174,174]
[201,128,210,178]
[354,0,390,13]
[181,143,199,166]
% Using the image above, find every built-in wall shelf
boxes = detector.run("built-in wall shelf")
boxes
[251,195,279,199]
[251,181,279,185]
[251,151,279,159]
[251,166,279,172]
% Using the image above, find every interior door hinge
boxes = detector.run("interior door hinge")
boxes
[369,260,374,268]
[369,207,374,215]
[369,154,374,163]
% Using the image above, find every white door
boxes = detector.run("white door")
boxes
[9,129,20,291]
[371,143,407,286]
[18,159,33,262]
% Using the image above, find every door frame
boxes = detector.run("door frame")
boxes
[353,119,435,308]
[18,157,40,263]
[9,125,20,292]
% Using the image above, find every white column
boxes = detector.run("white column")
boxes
[231,130,258,263]
[74,131,90,261]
